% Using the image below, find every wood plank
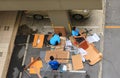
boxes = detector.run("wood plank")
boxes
[29,57,43,74]
[32,34,45,48]
[33,34,39,47]
[37,34,44,48]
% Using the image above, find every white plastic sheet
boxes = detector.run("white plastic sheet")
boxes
[86,33,100,43]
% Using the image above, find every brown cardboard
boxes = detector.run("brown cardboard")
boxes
[69,36,89,49]
[56,51,70,63]
[72,54,84,70]
[54,26,66,36]
[84,44,102,65]
[45,50,69,63]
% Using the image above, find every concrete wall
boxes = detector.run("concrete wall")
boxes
[48,10,70,32]
[0,0,102,10]
[0,11,20,78]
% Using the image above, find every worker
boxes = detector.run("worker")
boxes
[71,27,85,43]
[49,33,62,46]
[49,56,60,70]
[71,27,81,38]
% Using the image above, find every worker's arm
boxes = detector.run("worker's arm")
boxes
[32,66,42,78]
[72,30,83,38]
[37,73,42,78]
[73,35,83,38]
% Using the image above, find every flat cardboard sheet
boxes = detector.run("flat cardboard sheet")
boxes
[32,34,44,48]
[72,54,84,70]
[45,51,57,62]
[57,51,69,63]
[84,44,102,65]
[45,50,69,63]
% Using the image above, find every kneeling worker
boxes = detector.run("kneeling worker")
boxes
[49,33,62,46]
[72,27,85,43]
[49,56,60,70]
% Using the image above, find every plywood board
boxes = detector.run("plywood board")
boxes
[79,40,89,50]
[32,34,45,48]
[72,54,83,70]
[29,57,43,74]
[33,34,39,47]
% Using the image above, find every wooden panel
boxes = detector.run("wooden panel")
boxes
[32,34,45,48]
[37,34,44,48]
[33,34,39,47]
[79,40,89,50]
[29,57,43,74]
[54,26,66,36]
[84,44,102,65]
[69,36,89,49]
[72,54,83,70]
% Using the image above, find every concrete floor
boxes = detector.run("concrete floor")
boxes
[7,10,103,78]
[103,29,120,78]
[105,0,120,25]
[103,0,120,78]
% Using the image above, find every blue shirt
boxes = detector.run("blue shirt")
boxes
[72,28,79,36]
[49,60,59,70]
[50,34,60,45]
